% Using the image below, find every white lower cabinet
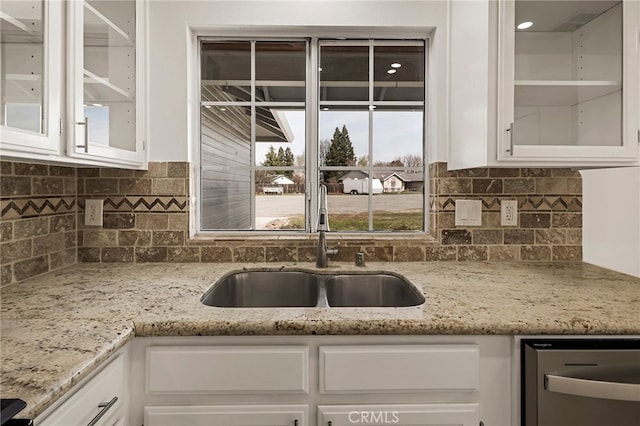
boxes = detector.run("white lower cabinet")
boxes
[36,349,129,426]
[131,336,513,426]
[144,404,308,426]
[318,404,478,426]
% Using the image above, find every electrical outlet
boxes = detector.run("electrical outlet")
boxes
[501,200,518,226]
[85,199,103,226]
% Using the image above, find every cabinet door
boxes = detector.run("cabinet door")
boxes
[498,0,639,163]
[318,404,479,426]
[144,405,308,426]
[37,354,126,426]
[67,0,145,167]
[0,0,62,157]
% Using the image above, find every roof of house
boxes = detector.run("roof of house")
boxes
[271,175,295,185]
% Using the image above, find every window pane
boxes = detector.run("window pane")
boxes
[200,106,251,230]
[255,41,305,102]
[319,109,368,181]
[255,108,305,162]
[327,170,369,231]
[372,109,423,166]
[373,171,424,231]
[1,0,44,133]
[201,41,251,102]
[256,170,305,231]
[319,45,368,101]
[374,45,425,102]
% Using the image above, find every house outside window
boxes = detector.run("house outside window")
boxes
[198,38,426,233]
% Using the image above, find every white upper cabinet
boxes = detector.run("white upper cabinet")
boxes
[0,0,145,168]
[67,0,146,167]
[498,0,639,164]
[0,0,62,157]
[449,0,640,169]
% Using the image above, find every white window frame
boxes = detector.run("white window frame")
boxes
[191,34,429,238]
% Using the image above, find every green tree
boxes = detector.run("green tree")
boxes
[325,125,356,181]
[283,147,295,178]
[262,145,295,178]
[263,145,279,167]
[277,147,286,166]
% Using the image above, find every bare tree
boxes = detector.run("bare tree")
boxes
[402,154,423,168]
[318,139,331,166]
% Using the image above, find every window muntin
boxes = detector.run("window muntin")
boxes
[199,38,425,233]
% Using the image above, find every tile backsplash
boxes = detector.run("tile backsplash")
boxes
[1,160,582,285]
[1,161,77,285]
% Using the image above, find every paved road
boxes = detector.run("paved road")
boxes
[256,193,423,217]
[255,193,423,229]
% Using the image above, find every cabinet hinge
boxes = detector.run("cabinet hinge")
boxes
[143,139,147,151]
[59,118,63,135]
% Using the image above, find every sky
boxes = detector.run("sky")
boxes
[255,110,424,166]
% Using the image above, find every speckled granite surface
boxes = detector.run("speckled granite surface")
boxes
[1,261,639,419]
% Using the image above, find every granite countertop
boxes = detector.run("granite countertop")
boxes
[1,261,639,419]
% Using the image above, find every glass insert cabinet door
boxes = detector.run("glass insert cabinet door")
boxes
[498,0,640,161]
[68,0,143,165]
[0,0,61,155]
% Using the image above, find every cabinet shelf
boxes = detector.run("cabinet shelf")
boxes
[83,69,130,101]
[84,1,131,43]
[514,80,620,107]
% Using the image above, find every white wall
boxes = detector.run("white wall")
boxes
[146,0,449,162]
[581,167,640,277]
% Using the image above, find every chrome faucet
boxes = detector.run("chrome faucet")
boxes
[316,184,338,268]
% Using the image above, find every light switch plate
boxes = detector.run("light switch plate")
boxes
[455,199,482,226]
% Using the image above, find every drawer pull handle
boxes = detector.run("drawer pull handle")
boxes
[87,396,118,426]
[294,420,298,426]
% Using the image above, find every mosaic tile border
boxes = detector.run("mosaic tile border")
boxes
[1,197,77,220]
[437,195,582,212]
[79,197,188,213]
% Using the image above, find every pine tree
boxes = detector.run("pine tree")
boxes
[283,147,295,178]
[324,125,356,181]
[263,145,279,166]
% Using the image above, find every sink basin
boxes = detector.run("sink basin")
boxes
[201,269,424,308]
[326,274,425,307]
[201,270,320,307]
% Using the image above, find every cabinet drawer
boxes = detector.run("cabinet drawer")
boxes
[319,345,479,393]
[144,404,308,426]
[38,353,126,426]
[146,345,309,394]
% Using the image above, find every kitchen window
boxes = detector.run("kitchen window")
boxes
[198,38,426,233]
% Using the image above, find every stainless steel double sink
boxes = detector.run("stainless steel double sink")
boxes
[201,269,425,308]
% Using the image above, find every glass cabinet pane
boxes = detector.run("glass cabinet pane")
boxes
[80,0,136,152]
[513,0,622,147]
[1,0,44,134]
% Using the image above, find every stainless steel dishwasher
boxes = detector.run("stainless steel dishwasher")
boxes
[522,338,640,426]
